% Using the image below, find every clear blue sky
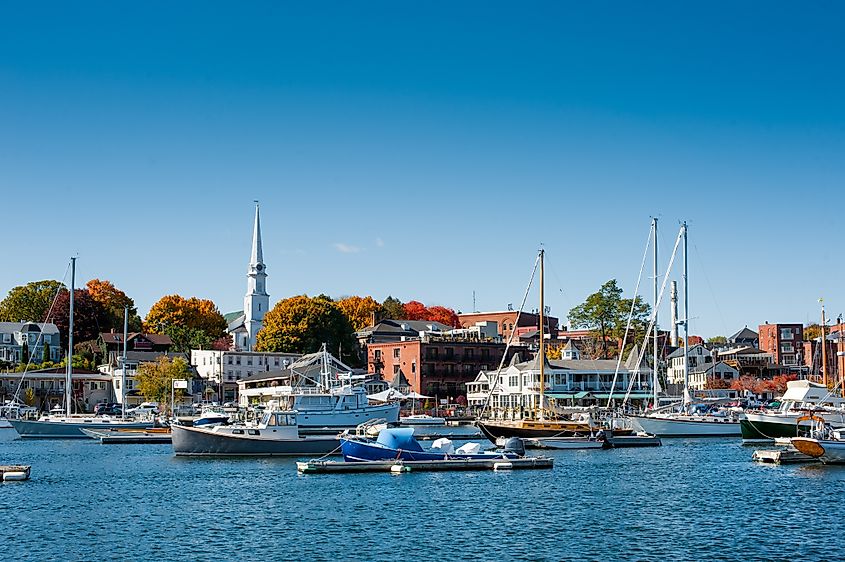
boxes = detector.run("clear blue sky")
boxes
[2,1,844,338]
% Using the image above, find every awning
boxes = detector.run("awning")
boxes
[593,392,654,400]
[546,391,593,400]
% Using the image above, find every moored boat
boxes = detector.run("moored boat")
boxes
[0,419,20,442]
[790,413,845,464]
[340,427,523,462]
[171,409,338,456]
[740,380,845,442]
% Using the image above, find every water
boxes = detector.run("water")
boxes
[3,438,845,561]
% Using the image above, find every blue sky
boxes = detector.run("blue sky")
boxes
[1,1,844,337]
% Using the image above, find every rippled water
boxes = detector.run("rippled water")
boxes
[3,438,845,561]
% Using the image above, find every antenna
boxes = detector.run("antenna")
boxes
[472,291,477,313]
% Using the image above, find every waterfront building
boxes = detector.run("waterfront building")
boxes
[365,322,510,399]
[356,319,454,346]
[191,349,301,403]
[100,351,189,407]
[458,310,559,343]
[226,203,270,352]
[0,321,62,364]
[465,350,653,413]
[758,323,803,367]
[715,346,773,378]
[99,331,173,356]
[0,367,112,412]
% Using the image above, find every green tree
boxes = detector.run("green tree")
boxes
[568,279,651,359]
[804,324,822,341]
[256,295,357,364]
[42,341,50,363]
[0,280,65,323]
[135,356,191,415]
[166,326,214,352]
[144,294,226,352]
[707,336,727,345]
[382,296,405,320]
[21,341,29,364]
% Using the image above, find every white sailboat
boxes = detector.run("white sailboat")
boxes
[10,257,155,438]
[629,222,741,437]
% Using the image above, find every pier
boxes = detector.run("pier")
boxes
[296,457,554,474]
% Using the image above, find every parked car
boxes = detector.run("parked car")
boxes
[126,402,159,416]
[94,402,122,416]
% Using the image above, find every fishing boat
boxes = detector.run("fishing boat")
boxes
[791,413,845,464]
[740,380,845,442]
[340,426,523,462]
[10,258,156,439]
[628,223,741,438]
[171,409,339,456]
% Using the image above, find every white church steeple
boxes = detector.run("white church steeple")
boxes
[243,202,269,351]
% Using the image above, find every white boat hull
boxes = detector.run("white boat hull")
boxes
[10,417,155,439]
[630,415,740,437]
[0,419,20,442]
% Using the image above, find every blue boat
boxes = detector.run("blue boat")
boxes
[340,427,522,462]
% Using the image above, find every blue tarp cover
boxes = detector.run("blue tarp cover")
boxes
[376,427,424,452]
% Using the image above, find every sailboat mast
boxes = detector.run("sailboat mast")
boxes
[66,257,75,417]
[652,218,659,409]
[121,305,128,420]
[821,302,827,388]
[539,248,545,421]
[682,222,689,403]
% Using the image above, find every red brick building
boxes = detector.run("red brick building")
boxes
[458,311,559,343]
[758,323,803,367]
[367,337,511,399]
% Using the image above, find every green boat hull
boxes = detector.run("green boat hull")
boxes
[740,418,800,441]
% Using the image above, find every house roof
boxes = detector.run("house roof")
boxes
[667,344,706,360]
[357,319,452,338]
[0,321,59,334]
[100,332,173,346]
[729,326,759,341]
[227,314,247,332]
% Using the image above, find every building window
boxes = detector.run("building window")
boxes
[236,357,241,365]
[780,328,794,341]
[782,354,796,365]
[247,358,253,366]
[781,343,794,353]
[228,357,233,365]
[393,348,400,359]
[393,365,400,375]
[374,350,382,360]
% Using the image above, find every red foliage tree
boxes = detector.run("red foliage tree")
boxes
[403,301,428,321]
[426,305,460,328]
[49,289,106,349]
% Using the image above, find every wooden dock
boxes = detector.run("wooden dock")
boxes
[1,465,31,481]
[752,447,818,465]
[297,457,554,474]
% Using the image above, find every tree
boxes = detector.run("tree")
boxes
[42,341,50,363]
[0,280,65,323]
[382,296,405,320]
[144,295,227,352]
[336,296,384,331]
[86,279,142,332]
[21,341,29,364]
[707,336,727,345]
[804,324,822,341]
[51,289,106,349]
[135,356,191,415]
[425,305,460,328]
[705,376,731,389]
[403,300,428,321]
[255,295,357,364]
[568,280,651,359]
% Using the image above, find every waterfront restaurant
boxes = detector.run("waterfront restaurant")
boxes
[466,349,654,416]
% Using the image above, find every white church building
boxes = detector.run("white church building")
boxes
[227,203,270,351]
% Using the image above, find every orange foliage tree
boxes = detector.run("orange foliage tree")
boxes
[144,295,226,351]
[335,296,383,331]
[401,300,461,327]
[86,279,141,331]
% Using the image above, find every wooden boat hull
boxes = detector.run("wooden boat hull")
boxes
[477,420,596,441]
[791,437,845,464]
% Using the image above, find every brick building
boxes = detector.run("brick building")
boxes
[758,323,803,367]
[458,311,559,343]
[366,336,512,399]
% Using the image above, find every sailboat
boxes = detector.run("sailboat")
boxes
[629,223,741,437]
[10,258,155,438]
[477,249,601,441]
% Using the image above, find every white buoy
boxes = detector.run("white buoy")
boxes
[493,462,513,471]
[3,471,28,481]
[390,465,410,473]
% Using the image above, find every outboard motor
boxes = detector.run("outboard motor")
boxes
[502,437,525,457]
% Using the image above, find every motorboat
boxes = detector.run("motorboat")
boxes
[192,407,231,427]
[171,409,339,456]
[399,414,446,426]
[340,426,524,462]
[740,380,845,442]
[791,413,845,464]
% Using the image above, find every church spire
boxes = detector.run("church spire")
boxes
[250,201,263,266]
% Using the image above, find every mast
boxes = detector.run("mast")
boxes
[66,257,75,417]
[682,222,690,406]
[821,301,827,388]
[652,218,659,409]
[539,248,545,421]
[121,305,128,420]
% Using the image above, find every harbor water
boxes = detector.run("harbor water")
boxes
[3,438,845,561]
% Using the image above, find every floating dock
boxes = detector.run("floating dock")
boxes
[1,465,31,481]
[752,447,818,465]
[606,434,662,448]
[297,457,554,474]
[81,428,172,444]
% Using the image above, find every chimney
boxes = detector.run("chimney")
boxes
[670,280,679,348]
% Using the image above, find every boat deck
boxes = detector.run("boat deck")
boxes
[297,457,554,473]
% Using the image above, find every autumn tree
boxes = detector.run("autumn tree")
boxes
[135,356,191,414]
[568,279,651,359]
[255,295,357,364]
[0,280,65,323]
[804,324,822,341]
[336,296,384,331]
[382,296,405,320]
[426,305,460,328]
[86,279,142,332]
[51,289,106,349]
[707,336,727,345]
[403,300,428,321]
[144,295,227,352]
